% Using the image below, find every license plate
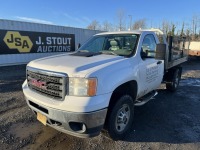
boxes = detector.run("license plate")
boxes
[37,112,47,126]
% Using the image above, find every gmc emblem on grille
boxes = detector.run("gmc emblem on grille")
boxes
[30,79,47,89]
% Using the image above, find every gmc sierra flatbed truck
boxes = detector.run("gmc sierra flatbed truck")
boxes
[22,29,188,140]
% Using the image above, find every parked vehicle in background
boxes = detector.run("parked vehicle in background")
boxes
[184,41,200,57]
[22,29,188,140]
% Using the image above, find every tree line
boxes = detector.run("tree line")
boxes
[86,10,200,41]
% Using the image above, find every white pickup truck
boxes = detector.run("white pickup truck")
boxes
[22,29,187,140]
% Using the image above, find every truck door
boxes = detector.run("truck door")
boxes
[138,34,164,97]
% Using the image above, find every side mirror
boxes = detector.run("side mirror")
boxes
[141,49,148,59]
[77,43,81,50]
[155,44,166,60]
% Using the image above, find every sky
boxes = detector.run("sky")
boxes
[0,0,200,30]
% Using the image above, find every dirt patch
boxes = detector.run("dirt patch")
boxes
[8,122,41,140]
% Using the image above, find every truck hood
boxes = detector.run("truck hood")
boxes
[28,53,124,77]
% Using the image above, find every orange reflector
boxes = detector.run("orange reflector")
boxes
[87,78,97,96]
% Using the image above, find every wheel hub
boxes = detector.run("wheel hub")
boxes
[115,104,130,132]
[174,71,180,88]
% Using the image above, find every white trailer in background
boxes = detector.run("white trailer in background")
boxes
[184,41,200,57]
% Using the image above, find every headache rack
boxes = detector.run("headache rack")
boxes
[27,67,67,100]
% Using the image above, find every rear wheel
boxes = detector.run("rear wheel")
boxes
[166,68,181,92]
[106,95,134,140]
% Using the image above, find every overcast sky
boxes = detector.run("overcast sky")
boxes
[0,0,199,29]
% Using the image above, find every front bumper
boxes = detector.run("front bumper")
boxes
[26,100,107,138]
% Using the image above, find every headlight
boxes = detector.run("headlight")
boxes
[69,78,97,96]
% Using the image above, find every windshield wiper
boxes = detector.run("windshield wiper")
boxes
[78,50,89,52]
[71,50,101,57]
[76,50,118,56]
[100,51,118,56]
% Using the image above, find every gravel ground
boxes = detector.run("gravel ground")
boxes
[0,59,200,150]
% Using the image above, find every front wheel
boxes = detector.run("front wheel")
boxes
[107,95,134,140]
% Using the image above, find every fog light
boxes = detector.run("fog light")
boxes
[69,122,86,133]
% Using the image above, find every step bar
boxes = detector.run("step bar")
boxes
[134,91,158,106]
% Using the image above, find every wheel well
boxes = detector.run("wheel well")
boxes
[108,80,137,109]
[104,81,137,129]
[163,66,182,81]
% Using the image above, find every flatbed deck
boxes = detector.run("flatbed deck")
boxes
[167,56,188,69]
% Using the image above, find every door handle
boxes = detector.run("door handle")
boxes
[157,61,162,65]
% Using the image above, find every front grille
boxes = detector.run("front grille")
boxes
[27,67,67,100]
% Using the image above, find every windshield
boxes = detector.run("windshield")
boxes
[79,34,139,56]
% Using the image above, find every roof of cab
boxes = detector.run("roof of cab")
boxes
[95,30,152,36]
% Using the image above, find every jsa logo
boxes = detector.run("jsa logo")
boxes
[3,31,33,53]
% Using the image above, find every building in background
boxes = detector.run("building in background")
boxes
[0,20,102,66]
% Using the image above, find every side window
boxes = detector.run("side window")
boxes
[142,34,156,57]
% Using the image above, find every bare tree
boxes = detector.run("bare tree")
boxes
[116,9,126,31]
[128,15,132,30]
[102,21,112,31]
[192,15,198,35]
[87,20,100,30]
[180,21,185,37]
[168,23,176,36]
[132,19,146,30]
[186,29,190,37]
[162,20,170,35]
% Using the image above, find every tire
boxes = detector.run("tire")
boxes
[166,68,181,92]
[107,95,134,140]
